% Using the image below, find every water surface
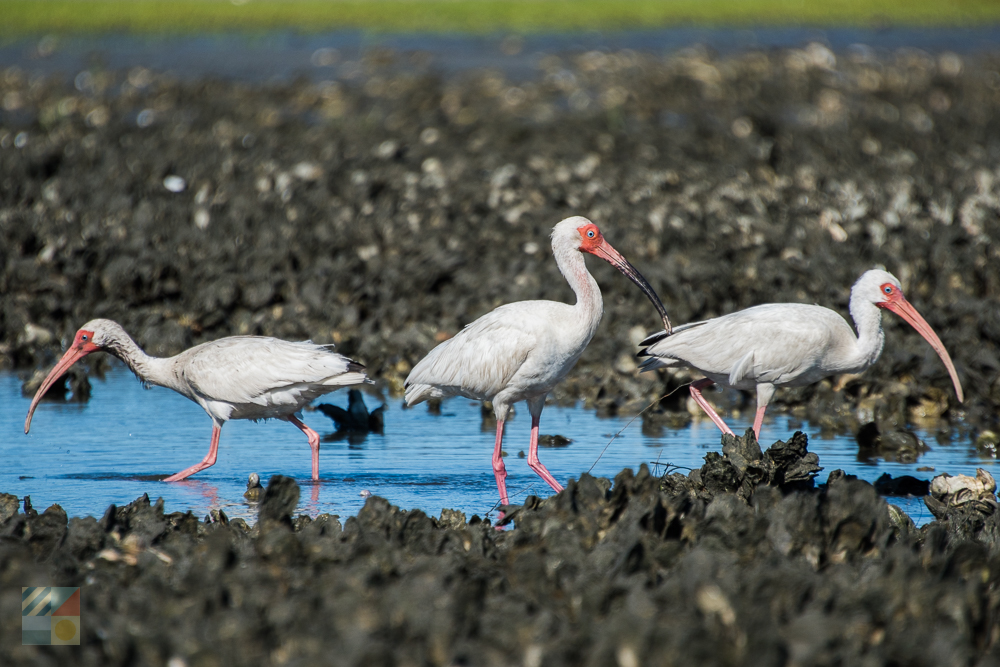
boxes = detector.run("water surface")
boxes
[2,366,990,526]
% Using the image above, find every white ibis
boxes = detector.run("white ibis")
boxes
[638,269,964,439]
[404,216,671,508]
[24,319,369,481]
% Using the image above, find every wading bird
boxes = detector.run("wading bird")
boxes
[638,269,964,439]
[24,319,368,481]
[404,216,671,508]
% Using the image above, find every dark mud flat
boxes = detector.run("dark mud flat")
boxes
[3,432,1000,666]
[1,44,999,435]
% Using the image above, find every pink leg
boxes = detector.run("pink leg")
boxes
[527,413,564,493]
[752,406,767,441]
[690,378,735,435]
[288,415,321,481]
[493,419,509,506]
[164,422,222,482]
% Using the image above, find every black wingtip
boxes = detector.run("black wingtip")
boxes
[636,358,660,373]
[639,330,670,347]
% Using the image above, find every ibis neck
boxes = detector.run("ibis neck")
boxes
[848,295,886,372]
[104,328,179,391]
[554,243,603,339]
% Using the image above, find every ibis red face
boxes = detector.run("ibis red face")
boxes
[577,223,673,334]
[24,328,101,434]
[876,283,964,403]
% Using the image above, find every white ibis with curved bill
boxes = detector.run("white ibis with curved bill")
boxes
[404,216,672,508]
[24,319,369,481]
[637,269,964,439]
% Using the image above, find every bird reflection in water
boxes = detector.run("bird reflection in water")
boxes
[316,389,386,447]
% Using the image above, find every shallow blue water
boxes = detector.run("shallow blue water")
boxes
[1,365,992,525]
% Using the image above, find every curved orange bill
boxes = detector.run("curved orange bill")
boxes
[592,240,673,335]
[882,297,964,403]
[24,343,98,433]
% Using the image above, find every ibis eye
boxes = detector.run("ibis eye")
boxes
[587,230,595,238]
[883,286,892,294]
[81,335,88,341]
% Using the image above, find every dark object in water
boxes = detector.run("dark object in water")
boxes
[856,421,929,463]
[244,473,264,502]
[317,390,385,434]
[873,473,930,497]
[537,434,572,448]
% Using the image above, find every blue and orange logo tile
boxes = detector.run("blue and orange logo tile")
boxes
[22,587,80,645]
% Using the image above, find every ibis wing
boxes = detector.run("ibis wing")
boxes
[179,337,365,405]
[728,350,756,386]
[641,303,851,385]
[405,306,539,403]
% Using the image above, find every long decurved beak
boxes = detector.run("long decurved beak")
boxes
[24,343,97,433]
[882,297,964,403]
[590,240,672,335]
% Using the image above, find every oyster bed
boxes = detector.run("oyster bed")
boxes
[4,432,1000,666]
[1,44,997,434]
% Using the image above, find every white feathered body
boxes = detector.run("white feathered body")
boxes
[638,302,883,390]
[165,337,367,422]
[405,299,599,411]
[91,321,368,424]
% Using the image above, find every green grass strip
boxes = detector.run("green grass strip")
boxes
[3,0,999,36]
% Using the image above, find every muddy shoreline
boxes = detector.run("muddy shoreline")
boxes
[2,47,999,423]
